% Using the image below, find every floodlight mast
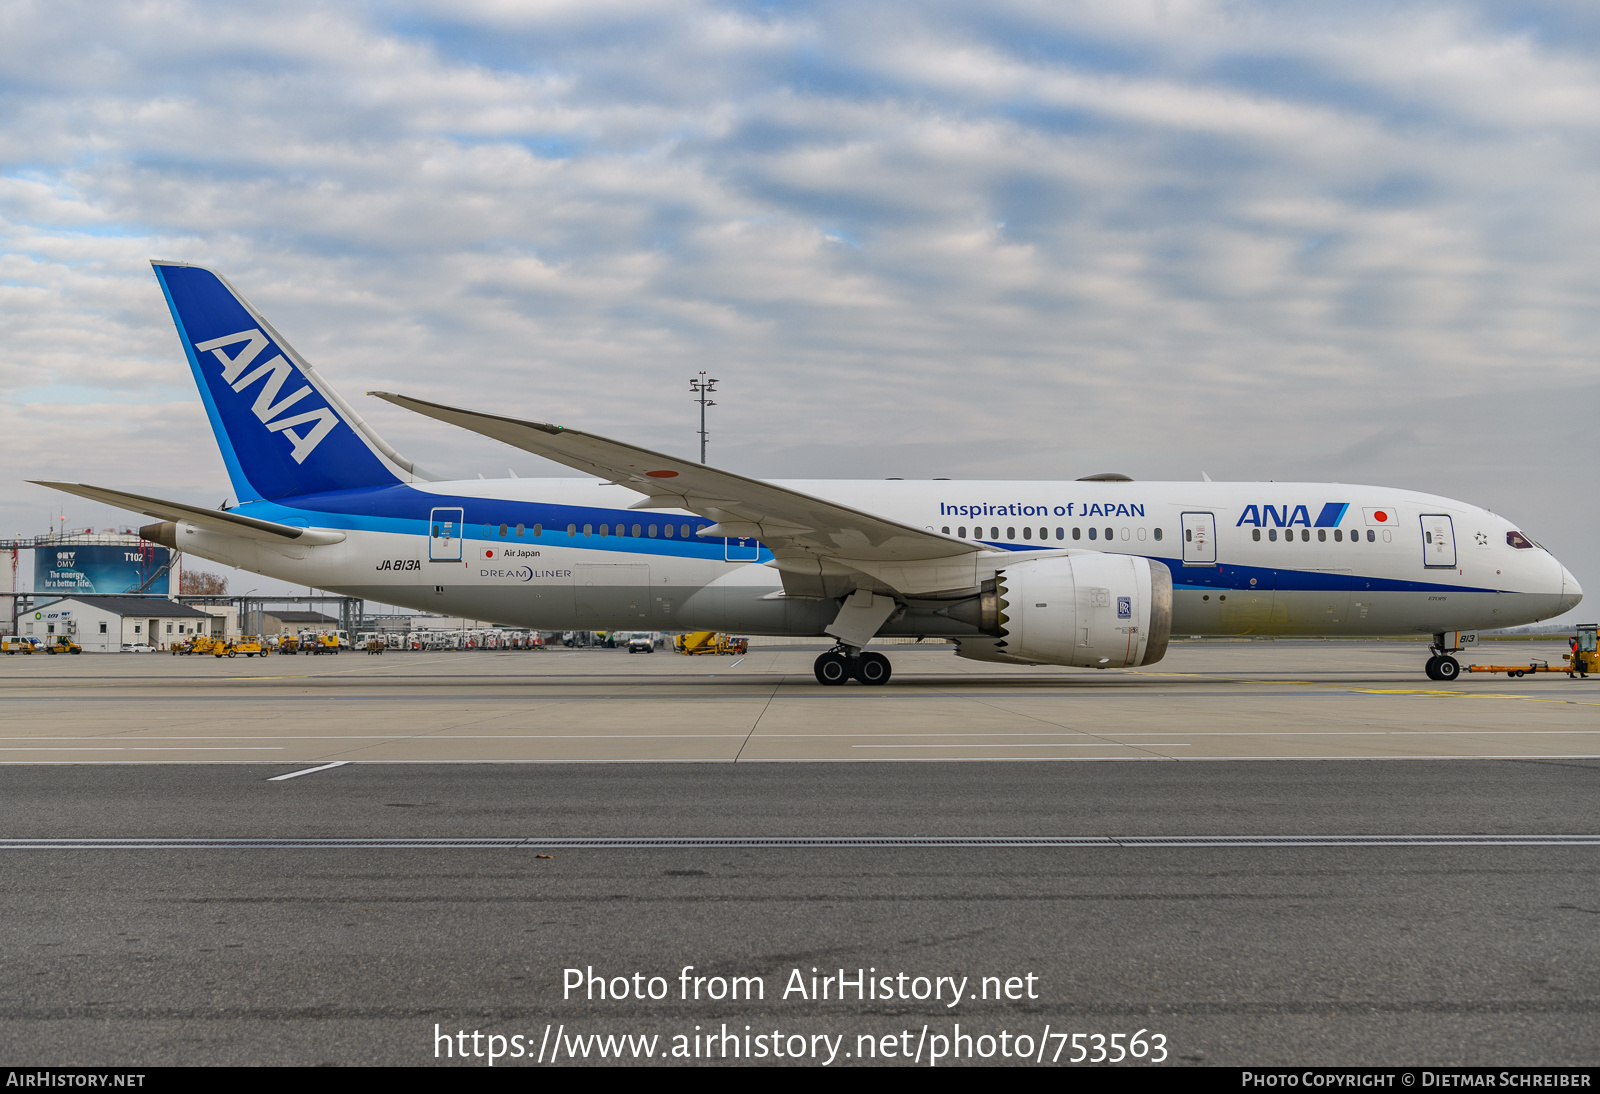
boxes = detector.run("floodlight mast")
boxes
[689,371,718,464]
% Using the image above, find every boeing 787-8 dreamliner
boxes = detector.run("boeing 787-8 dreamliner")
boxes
[37,263,1583,685]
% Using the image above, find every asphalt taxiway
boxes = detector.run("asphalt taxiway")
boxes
[2,642,1597,1066]
[0,640,1596,764]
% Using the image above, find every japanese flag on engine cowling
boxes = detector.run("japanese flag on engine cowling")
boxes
[1363,507,1398,526]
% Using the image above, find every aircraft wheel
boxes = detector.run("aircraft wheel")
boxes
[1424,655,1441,680]
[1436,656,1460,681]
[814,651,851,686]
[854,651,892,686]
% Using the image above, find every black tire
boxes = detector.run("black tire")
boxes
[855,651,892,686]
[814,651,851,686]
[1436,656,1460,681]
[1424,655,1441,681]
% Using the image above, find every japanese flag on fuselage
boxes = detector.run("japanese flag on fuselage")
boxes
[1363,507,1398,527]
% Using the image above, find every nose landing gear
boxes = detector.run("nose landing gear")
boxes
[1424,631,1467,681]
[813,647,892,686]
[1424,655,1460,681]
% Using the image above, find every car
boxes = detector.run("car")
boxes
[121,642,153,653]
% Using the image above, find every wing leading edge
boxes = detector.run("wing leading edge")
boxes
[368,392,991,597]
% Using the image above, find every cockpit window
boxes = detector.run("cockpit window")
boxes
[1506,531,1535,550]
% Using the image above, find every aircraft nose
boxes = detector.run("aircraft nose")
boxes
[1558,564,1583,615]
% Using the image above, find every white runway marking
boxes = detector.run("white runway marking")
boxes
[266,760,351,782]
[2,835,1597,849]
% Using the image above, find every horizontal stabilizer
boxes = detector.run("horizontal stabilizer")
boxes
[31,482,346,546]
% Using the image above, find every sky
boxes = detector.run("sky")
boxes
[2,0,1597,611]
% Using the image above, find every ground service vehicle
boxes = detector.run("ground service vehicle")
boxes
[2,637,39,655]
[627,632,655,653]
[45,636,81,655]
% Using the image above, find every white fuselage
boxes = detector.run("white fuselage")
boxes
[171,477,1581,641]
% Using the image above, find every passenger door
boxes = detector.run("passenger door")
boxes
[1420,514,1457,568]
[1181,512,1217,566]
[429,507,464,562]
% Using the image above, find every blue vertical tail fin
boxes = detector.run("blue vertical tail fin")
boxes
[151,261,423,502]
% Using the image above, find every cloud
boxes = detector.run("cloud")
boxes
[1,0,1597,599]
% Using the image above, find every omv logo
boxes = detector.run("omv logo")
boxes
[193,329,339,464]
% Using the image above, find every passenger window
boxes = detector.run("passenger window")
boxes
[566,524,576,536]
[1252,528,1261,541]
[664,524,673,538]
[499,523,508,536]
[1334,529,1342,542]
[1088,527,1097,540]
[1425,531,1432,543]
[1367,529,1375,542]
[1040,527,1048,540]
[1301,529,1310,541]
[1137,527,1146,541]
[991,527,999,539]
[1007,527,1016,540]
[516,524,525,537]
[1120,528,1129,540]
[533,524,542,537]
[1022,527,1032,540]
[1056,528,1064,540]
[1105,527,1113,540]
[942,526,950,535]
[648,525,657,537]
[1186,529,1193,542]
[632,524,641,537]
[1072,527,1081,540]
[1269,528,1278,541]
[1153,527,1162,541]
[1317,529,1326,542]
[1507,531,1534,549]
[599,524,608,536]
[957,527,966,538]
[692,525,702,536]
[583,524,593,537]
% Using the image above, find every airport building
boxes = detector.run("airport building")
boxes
[22,595,215,652]
[261,610,338,636]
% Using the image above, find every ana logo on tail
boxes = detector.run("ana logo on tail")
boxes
[193,329,340,463]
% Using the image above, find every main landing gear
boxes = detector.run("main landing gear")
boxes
[814,647,892,686]
[1424,631,1462,681]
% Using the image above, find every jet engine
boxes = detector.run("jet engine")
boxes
[949,553,1172,668]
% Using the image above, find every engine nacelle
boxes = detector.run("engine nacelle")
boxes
[958,554,1172,668]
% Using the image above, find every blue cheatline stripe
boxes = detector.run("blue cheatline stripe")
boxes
[227,483,1499,594]
[1315,502,1350,528]
[153,267,258,503]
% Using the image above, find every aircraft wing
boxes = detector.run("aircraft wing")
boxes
[370,393,987,596]
[31,482,347,546]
